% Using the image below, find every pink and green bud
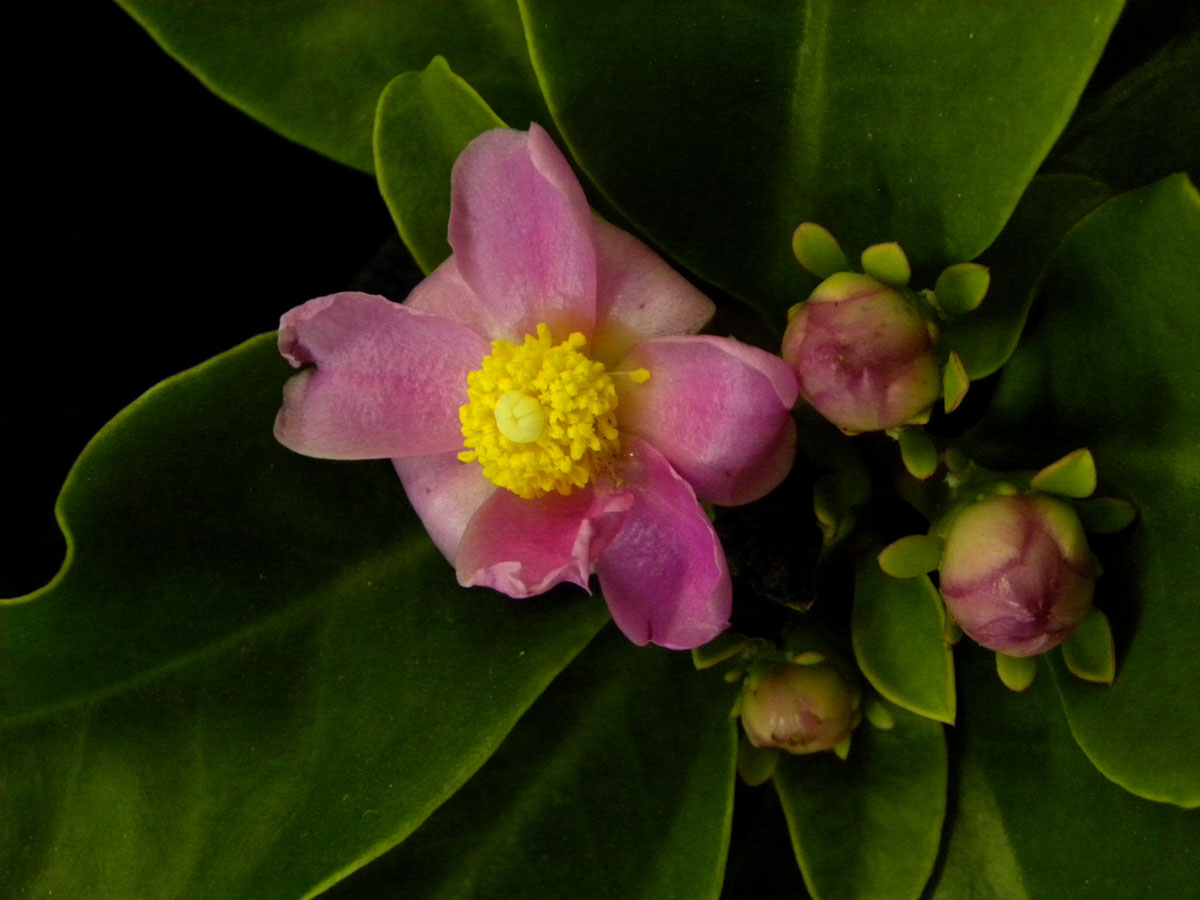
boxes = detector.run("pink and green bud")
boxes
[781,272,940,433]
[739,662,862,754]
[939,493,1098,657]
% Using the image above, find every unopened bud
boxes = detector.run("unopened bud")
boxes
[939,493,1098,657]
[739,662,862,754]
[781,272,940,432]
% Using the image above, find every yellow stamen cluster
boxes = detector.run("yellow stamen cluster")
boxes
[459,323,623,498]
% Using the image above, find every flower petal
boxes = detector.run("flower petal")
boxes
[589,217,716,365]
[393,452,497,562]
[448,124,597,341]
[402,254,494,340]
[594,437,731,650]
[275,292,489,459]
[455,486,633,598]
[615,336,798,505]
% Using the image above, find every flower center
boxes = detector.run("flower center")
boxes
[459,323,643,499]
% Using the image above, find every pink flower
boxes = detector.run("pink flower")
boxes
[273,125,797,650]
[939,493,1098,657]
[781,272,940,433]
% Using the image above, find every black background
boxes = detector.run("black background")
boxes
[5,3,398,596]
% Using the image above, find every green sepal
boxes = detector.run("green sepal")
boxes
[865,697,896,731]
[737,734,780,787]
[894,426,939,479]
[934,262,990,315]
[1030,447,1097,498]
[877,535,944,579]
[942,351,969,413]
[860,241,912,286]
[1061,608,1116,685]
[1074,496,1139,533]
[692,631,755,671]
[833,734,853,760]
[792,651,828,666]
[792,222,849,279]
[996,653,1038,692]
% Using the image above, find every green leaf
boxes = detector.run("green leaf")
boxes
[929,648,1200,899]
[519,0,1122,318]
[114,0,550,173]
[1051,26,1200,191]
[0,336,608,899]
[375,58,507,274]
[775,704,946,900]
[853,562,955,725]
[860,242,911,287]
[941,174,1112,378]
[968,174,1200,807]
[793,222,850,279]
[1030,447,1097,498]
[896,427,939,481]
[319,627,737,900]
[876,534,943,579]
[1061,608,1116,685]
[933,262,990,316]
[995,652,1038,693]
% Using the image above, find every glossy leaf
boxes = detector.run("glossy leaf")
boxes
[775,703,946,900]
[0,336,609,899]
[968,174,1200,807]
[519,0,1122,318]
[941,174,1112,379]
[375,57,507,274]
[320,627,737,900]
[853,562,955,725]
[114,0,549,173]
[1051,26,1200,191]
[929,648,1200,899]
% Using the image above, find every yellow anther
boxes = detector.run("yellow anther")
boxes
[625,368,651,384]
[459,323,622,498]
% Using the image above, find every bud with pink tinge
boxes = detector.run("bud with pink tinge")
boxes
[782,271,940,434]
[739,662,862,754]
[939,493,1098,657]
[781,272,940,433]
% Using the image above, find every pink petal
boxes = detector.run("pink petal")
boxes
[275,292,489,459]
[455,486,633,598]
[589,217,716,365]
[402,254,494,341]
[448,125,597,342]
[393,453,497,562]
[594,437,731,650]
[615,336,798,506]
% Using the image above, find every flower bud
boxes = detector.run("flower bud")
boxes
[781,272,940,433]
[739,662,862,754]
[939,493,1098,657]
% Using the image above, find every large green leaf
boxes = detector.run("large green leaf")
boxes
[0,335,608,899]
[774,705,946,900]
[113,0,549,173]
[853,563,955,725]
[929,648,1200,899]
[320,627,737,900]
[375,57,506,275]
[519,0,1123,318]
[1051,26,1200,191]
[942,174,1111,379]
[967,174,1200,807]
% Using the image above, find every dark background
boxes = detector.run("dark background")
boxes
[5,3,398,596]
